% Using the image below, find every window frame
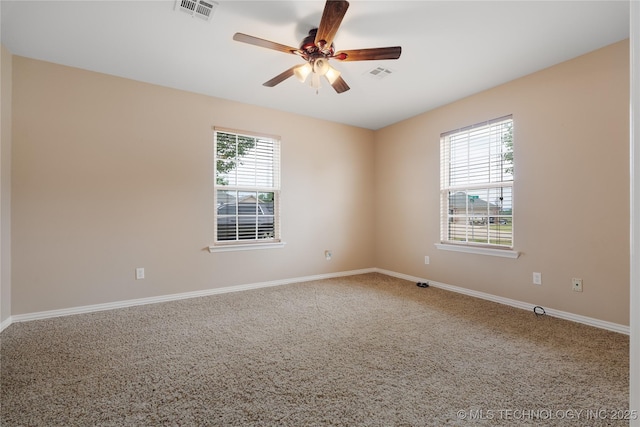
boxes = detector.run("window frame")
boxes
[438,115,515,255]
[212,127,282,249]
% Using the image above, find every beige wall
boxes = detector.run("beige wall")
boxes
[11,56,375,315]
[1,44,12,325]
[8,39,630,326]
[375,40,630,325]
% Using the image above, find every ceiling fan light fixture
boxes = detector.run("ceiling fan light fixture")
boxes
[294,63,312,83]
[313,58,330,76]
[325,65,341,85]
[310,72,322,92]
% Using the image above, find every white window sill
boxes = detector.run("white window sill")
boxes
[435,243,519,259]
[208,241,286,253]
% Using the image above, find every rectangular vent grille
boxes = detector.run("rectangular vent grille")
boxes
[367,66,393,79]
[176,0,218,21]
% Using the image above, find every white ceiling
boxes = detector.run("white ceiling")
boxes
[0,1,630,130]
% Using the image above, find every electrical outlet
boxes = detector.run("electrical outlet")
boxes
[533,272,542,285]
[572,278,583,292]
[136,267,145,280]
[325,250,332,261]
[424,256,430,265]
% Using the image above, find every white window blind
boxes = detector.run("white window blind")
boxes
[214,128,281,244]
[440,116,513,248]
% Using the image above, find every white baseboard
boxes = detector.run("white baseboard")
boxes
[375,268,630,335]
[4,267,629,336]
[0,316,12,333]
[8,268,376,324]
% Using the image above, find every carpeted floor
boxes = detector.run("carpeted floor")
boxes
[0,273,630,426]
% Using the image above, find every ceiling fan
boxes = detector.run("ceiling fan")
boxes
[232,0,402,94]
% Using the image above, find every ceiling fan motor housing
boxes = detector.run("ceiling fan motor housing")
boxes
[301,29,335,60]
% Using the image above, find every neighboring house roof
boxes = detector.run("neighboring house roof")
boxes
[239,195,258,204]
[217,194,272,208]
[216,192,237,206]
[449,192,499,212]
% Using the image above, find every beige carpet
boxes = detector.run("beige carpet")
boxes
[0,273,630,426]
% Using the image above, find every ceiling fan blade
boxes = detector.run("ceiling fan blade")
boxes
[329,75,350,94]
[233,33,300,55]
[314,0,349,49]
[263,66,298,87]
[333,46,402,62]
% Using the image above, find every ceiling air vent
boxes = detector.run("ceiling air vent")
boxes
[175,0,218,21]
[366,66,393,80]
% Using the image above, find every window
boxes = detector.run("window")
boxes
[440,116,513,249]
[214,128,280,245]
